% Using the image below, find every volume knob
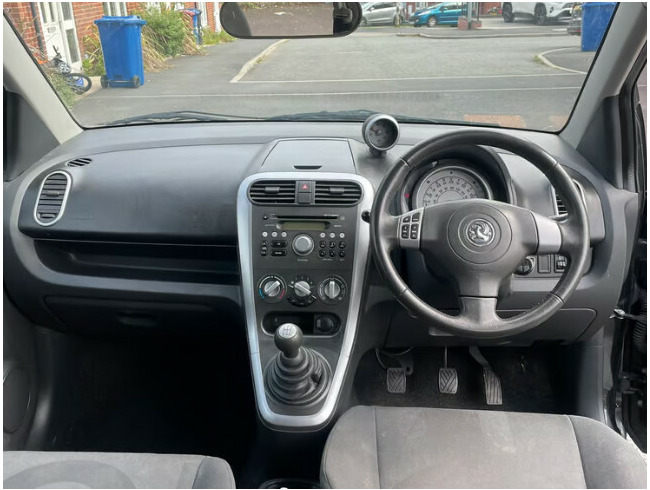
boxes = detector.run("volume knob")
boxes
[292,234,314,256]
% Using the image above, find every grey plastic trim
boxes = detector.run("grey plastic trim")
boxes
[237,172,374,430]
[33,171,72,227]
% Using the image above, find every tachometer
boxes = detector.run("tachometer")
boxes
[414,166,492,207]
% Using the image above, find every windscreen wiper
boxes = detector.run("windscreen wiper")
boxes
[105,110,262,126]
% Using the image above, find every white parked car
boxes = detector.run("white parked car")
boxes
[501,2,574,25]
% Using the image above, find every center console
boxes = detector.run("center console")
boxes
[237,172,374,430]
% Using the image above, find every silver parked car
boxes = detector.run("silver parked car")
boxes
[361,2,404,26]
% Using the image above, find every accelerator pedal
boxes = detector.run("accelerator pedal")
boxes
[438,347,458,394]
[469,346,503,405]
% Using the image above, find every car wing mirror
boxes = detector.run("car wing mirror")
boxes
[220,2,362,39]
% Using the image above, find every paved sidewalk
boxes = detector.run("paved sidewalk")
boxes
[540,47,595,74]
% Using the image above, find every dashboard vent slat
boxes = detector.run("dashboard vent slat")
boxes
[555,193,568,216]
[249,180,297,204]
[66,157,92,167]
[314,181,362,206]
[34,171,71,226]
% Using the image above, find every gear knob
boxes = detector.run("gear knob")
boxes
[274,323,303,359]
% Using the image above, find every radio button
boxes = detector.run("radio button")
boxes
[329,250,336,258]
[271,250,287,257]
[339,233,345,239]
[271,240,286,248]
[339,241,346,249]
[329,241,336,248]
[319,241,326,248]
[319,250,326,257]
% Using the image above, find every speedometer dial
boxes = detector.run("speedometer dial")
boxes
[414,166,492,208]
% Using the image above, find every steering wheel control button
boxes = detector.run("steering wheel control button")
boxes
[465,218,495,247]
[555,255,568,272]
[292,234,314,256]
[515,256,536,275]
[258,275,287,303]
[398,208,424,249]
[319,276,347,305]
[288,275,316,307]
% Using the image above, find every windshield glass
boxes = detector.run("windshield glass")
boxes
[5,1,617,131]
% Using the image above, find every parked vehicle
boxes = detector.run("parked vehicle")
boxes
[412,2,466,28]
[361,2,404,26]
[567,3,582,35]
[502,2,574,25]
[42,46,92,94]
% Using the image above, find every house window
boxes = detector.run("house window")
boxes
[103,2,128,16]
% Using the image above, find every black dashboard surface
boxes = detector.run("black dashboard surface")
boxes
[4,121,638,343]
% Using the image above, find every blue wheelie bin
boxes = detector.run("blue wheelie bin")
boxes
[581,2,616,52]
[94,16,146,88]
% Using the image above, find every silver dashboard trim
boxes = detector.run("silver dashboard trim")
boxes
[33,170,72,227]
[237,172,374,431]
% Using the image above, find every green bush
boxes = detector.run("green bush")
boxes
[137,6,188,57]
[202,28,235,45]
[82,31,105,76]
[46,71,77,108]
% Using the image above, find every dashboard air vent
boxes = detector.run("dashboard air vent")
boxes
[34,171,71,226]
[66,157,92,167]
[555,192,568,216]
[314,181,362,205]
[249,180,296,204]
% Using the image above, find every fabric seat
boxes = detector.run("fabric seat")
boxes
[3,451,235,489]
[321,406,647,489]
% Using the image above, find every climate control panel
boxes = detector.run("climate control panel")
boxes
[258,273,348,307]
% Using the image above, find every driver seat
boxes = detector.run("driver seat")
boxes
[321,406,646,488]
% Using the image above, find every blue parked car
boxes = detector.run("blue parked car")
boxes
[412,2,466,27]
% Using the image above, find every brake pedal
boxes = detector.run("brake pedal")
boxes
[469,346,503,406]
[386,367,406,394]
[438,347,458,394]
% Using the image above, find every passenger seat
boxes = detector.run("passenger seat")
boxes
[3,451,235,489]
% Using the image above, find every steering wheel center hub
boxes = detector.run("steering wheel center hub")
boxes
[447,205,512,264]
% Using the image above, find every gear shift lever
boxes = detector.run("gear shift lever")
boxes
[274,323,303,359]
[265,323,331,406]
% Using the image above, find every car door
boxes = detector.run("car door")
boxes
[439,3,453,23]
[376,3,392,23]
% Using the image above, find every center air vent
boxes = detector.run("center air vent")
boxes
[314,181,362,205]
[249,180,296,204]
[34,171,71,226]
[66,157,92,167]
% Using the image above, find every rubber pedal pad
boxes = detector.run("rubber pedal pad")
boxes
[386,367,406,394]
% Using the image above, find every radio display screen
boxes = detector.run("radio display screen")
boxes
[280,221,328,231]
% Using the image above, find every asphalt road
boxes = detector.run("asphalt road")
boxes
[74,21,597,131]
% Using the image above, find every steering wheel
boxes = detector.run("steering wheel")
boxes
[370,130,589,338]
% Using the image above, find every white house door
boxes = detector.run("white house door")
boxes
[38,2,81,70]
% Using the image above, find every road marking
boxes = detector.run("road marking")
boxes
[536,47,588,75]
[89,86,582,100]
[230,40,288,83]
[236,73,582,84]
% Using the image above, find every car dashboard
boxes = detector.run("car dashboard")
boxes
[4,120,635,369]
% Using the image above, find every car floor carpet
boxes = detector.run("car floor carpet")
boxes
[352,345,573,414]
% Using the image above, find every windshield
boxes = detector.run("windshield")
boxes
[5,1,617,131]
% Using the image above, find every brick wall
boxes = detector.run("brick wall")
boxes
[72,2,104,55]
[3,2,45,59]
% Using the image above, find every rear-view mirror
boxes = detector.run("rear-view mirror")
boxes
[220,2,362,39]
